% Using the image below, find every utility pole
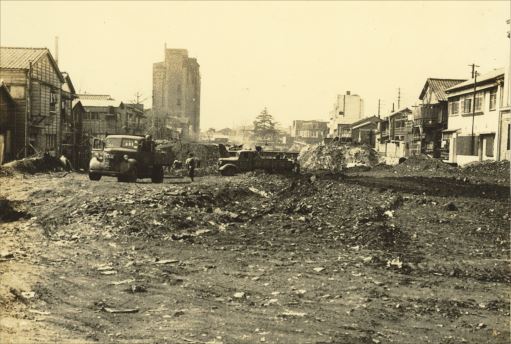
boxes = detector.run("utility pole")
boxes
[377,99,381,117]
[397,88,401,109]
[470,68,479,156]
[468,63,479,78]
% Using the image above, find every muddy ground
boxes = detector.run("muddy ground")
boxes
[0,166,509,343]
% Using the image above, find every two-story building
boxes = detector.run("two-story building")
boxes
[412,78,465,158]
[375,107,414,162]
[291,120,328,144]
[0,47,66,157]
[78,94,123,139]
[443,68,506,165]
[350,116,382,147]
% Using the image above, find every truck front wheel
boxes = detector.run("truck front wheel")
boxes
[89,172,101,181]
[151,166,164,183]
[220,166,236,176]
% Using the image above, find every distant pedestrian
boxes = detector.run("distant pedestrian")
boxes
[185,153,196,182]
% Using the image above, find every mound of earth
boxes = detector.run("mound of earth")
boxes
[462,160,510,181]
[298,143,379,173]
[0,197,28,222]
[2,156,63,174]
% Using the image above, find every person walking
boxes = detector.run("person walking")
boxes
[185,152,196,182]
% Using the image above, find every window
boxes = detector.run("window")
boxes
[463,98,472,114]
[104,137,140,149]
[489,88,497,111]
[177,98,181,106]
[474,92,483,111]
[450,98,459,115]
[507,124,510,151]
[46,134,57,149]
[49,90,57,112]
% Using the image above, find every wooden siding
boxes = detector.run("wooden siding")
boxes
[0,69,27,86]
[31,54,61,88]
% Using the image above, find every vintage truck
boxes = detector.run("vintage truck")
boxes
[88,135,169,183]
[218,150,296,176]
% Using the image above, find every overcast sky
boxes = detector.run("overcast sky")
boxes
[1,1,509,130]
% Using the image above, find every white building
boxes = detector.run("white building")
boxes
[328,91,364,137]
[443,68,509,165]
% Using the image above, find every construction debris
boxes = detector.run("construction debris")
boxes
[298,143,379,173]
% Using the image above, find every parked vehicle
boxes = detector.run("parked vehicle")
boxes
[218,150,296,176]
[88,135,169,183]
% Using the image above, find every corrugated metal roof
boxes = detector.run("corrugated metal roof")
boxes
[0,47,48,69]
[78,94,114,100]
[446,68,505,92]
[420,78,466,101]
[80,99,122,108]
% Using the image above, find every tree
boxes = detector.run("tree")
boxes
[253,107,278,144]
[205,128,216,142]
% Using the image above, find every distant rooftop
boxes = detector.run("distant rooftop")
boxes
[419,78,466,102]
[77,94,114,100]
[446,68,505,92]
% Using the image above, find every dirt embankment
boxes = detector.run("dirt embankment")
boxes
[0,164,509,343]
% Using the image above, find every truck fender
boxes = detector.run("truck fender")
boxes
[89,157,102,171]
[219,163,237,172]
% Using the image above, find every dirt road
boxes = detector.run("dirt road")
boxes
[0,170,509,343]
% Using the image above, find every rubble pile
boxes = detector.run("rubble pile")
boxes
[298,143,379,173]
[2,156,63,174]
[0,197,28,222]
[0,165,13,177]
[462,160,510,182]
[168,142,222,166]
[393,155,455,174]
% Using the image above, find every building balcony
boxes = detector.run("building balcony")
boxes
[413,106,444,125]
[394,127,407,136]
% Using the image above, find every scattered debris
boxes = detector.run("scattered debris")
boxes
[233,292,246,299]
[102,307,139,314]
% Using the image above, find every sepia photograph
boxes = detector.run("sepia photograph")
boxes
[0,1,510,343]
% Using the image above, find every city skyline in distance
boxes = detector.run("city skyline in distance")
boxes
[1,1,509,130]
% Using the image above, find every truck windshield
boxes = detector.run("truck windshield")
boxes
[104,137,140,149]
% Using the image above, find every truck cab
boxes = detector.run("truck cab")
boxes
[89,135,165,183]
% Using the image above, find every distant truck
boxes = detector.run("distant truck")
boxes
[218,150,296,176]
[89,135,170,183]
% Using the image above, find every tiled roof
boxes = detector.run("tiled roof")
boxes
[78,94,114,100]
[388,107,412,118]
[0,47,48,69]
[445,68,505,92]
[420,78,466,101]
[351,115,382,128]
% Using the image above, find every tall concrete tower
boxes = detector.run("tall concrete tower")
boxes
[152,48,201,139]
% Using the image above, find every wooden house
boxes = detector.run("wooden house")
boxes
[0,47,65,157]
[0,82,15,163]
